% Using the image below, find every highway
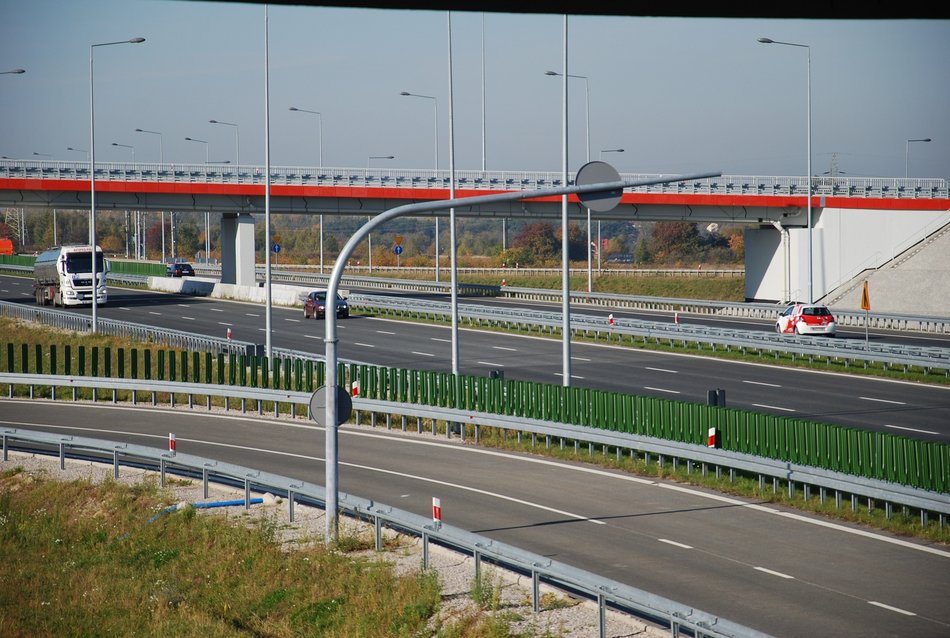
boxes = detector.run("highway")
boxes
[3,399,949,638]
[3,273,950,443]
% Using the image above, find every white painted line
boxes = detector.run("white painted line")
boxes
[477,362,504,367]
[554,373,585,379]
[210,308,223,312]
[304,334,321,339]
[377,330,396,335]
[752,403,795,412]
[644,386,680,394]
[867,601,916,616]
[571,356,591,362]
[658,538,693,549]
[431,337,452,343]
[177,304,190,307]
[181,316,195,321]
[246,313,260,317]
[148,311,161,315]
[353,342,375,348]
[885,424,939,435]
[119,307,131,311]
[285,318,301,323]
[645,367,677,374]
[217,322,232,326]
[754,566,794,579]
[743,380,781,387]
[492,346,518,351]
[411,351,435,357]
[859,396,906,405]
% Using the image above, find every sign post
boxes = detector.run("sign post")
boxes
[861,281,871,348]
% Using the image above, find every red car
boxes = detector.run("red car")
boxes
[303,289,349,319]
[775,303,837,336]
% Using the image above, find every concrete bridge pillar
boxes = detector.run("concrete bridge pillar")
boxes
[220,213,256,286]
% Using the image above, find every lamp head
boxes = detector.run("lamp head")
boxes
[129,37,145,44]
[399,91,410,96]
[289,107,298,111]
[544,70,559,76]
[757,37,774,44]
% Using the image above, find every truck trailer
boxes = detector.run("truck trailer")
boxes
[33,245,108,307]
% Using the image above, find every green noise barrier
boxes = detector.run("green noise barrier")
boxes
[3,341,948,494]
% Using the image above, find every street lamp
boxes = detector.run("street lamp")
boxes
[32,152,52,158]
[111,142,134,161]
[598,149,625,271]
[90,36,145,333]
[209,119,239,166]
[546,69,594,293]
[758,36,813,304]
[135,128,163,163]
[905,138,931,178]
[400,90,442,282]
[185,137,212,259]
[288,107,323,167]
[67,146,89,160]
[2,68,25,75]
[366,155,396,272]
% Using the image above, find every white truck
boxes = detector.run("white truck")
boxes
[33,244,108,307]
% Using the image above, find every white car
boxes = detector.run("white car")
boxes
[775,303,837,336]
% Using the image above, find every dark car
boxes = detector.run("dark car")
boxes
[166,262,195,277]
[303,289,349,319]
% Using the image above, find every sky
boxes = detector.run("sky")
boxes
[2,1,949,180]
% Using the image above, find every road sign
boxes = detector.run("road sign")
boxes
[308,385,353,427]
[272,235,281,244]
[861,281,871,311]
[394,235,403,245]
[272,244,281,254]
[393,245,404,255]
[575,160,622,212]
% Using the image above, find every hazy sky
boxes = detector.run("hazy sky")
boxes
[2,1,948,179]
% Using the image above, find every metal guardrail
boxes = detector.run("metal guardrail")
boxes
[1,394,775,638]
[3,158,948,200]
[5,375,947,520]
[351,294,950,373]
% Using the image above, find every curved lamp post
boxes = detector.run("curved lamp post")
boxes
[905,138,931,178]
[209,119,239,166]
[135,128,163,163]
[90,36,145,332]
[400,90,441,282]
[366,155,396,272]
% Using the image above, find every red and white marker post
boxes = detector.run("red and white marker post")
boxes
[432,497,442,527]
[608,313,615,327]
[226,327,232,341]
[707,427,717,448]
[351,378,360,397]
[169,433,177,455]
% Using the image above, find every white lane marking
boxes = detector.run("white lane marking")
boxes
[246,313,260,317]
[743,380,781,387]
[644,386,679,394]
[353,342,375,348]
[554,373,585,379]
[752,403,795,412]
[645,367,677,374]
[285,318,300,323]
[477,362,504,367]
[571,356,591,362]
[304,334,321,339]
[6,405,949,558]
[754,566,795,579]
[181,316,195,321]
[492,346,518,351]
[431,337,451,343]
[177,304,190,307]
[867,601,916,616]
[377,330,396,335]
[859,396,906,405]
[658,538,693,549]
[217,322,232,326]
[885,424,939,435]
[411,351,435,357]
[119,307,131,310]
[210,308,223,312]
[148,311,161,315]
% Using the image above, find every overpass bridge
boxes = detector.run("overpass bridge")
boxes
[2,159,949,304]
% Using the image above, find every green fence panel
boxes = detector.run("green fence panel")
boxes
[251,356,259,387]
[294,359,303,392]
[20,344,28,374]
[5,343,12,372]
[34,344,43,375]
[261,357,269,388]
[157,351,165,381]
[143,349,151,380]
[205,353,212,384]
[168,351,176,382]
[180,351,187,383]
[49,345,57,376]
[190,352,198,384]
[228,353,236,386]
[217,354,225,385]
[282,358,291,391]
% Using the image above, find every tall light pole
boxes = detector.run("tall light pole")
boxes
[289,106,325,272]
[90,36,145,333]
[546,69,593,293]
[599,148,624,271]
[288,107,322,167]
[366,155,395,272]
[67,146,89,160]
[185,137,211,260]
[209,119,239,166]
[905,138,931,178]
[758,37,812,304]
[111,142,134,161]
[400,90,441,282]
[135,128,163,163]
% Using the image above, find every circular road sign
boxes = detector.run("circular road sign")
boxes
[393,245,404,255]
[575,160,622,212]
[309,385,353,427]
[272,244,281,254]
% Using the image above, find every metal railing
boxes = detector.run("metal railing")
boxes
[2,158,948,200]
